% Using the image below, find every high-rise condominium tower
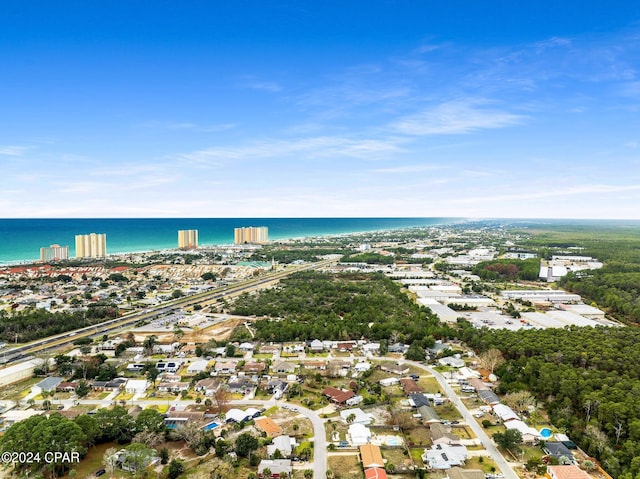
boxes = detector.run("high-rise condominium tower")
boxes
[234,226,269,244]
[40,244,69,262]
[75,233,107,258]
[178,229,199,249]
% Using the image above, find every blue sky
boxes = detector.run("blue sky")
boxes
[1,1,640,219]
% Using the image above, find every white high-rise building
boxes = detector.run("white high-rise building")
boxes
[40,244,69,262]
[178,229,198,249]
[234,226,268,245]
[75,233,107,259]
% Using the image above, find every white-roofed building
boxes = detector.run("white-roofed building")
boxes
[125,379,149,394]
[187,360,210,374]
[349,423,372,446]
[492,404,519,422]
[504,420,541,444]
[340,408,373,425]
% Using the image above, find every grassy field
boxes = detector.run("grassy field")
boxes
[327,452,363,479]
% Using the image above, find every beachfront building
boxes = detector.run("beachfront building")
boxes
[40,244,69,262]
[75,233,107,259]
[234,226,268,245]
[178,229,198,249]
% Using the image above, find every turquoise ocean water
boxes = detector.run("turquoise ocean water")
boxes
[0,218,456,265]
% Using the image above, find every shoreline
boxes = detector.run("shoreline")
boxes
[0,223,448,268]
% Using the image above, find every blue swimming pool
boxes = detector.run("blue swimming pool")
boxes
[539,427,552,439]
[202,422,220,431]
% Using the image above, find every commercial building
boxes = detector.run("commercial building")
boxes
[234,226,268,245]
[39,244,69,262]
[75,233,107,258]
[177,229,198,249]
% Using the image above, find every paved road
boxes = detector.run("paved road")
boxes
[233,399,326,479]
[407,361,519,479]
[49,397,327,479]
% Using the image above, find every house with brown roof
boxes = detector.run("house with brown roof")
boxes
[359,444,384,468]
[400,378,424,395]
[254,417,282,438]
[323,387,355,404]
[547,466,592,479]
[365,468,388,479]
[243,361,267,374]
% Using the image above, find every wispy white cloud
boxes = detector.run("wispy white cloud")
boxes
[451,183,640,204]
[138,120,237,132]
[241,80,283,92]
[392,99,525,135]
[0,146,32,156]
[175,136,406,165]
[371,164,442,174]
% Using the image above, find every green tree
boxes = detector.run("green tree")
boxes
[493,429,523,452]
[167,459,185,479]
[234,432,259,458]
[75,380,90,398]
[95,406,135,443]
[135,408,166,434]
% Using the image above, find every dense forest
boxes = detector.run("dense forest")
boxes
[231,271,455,345]
[0,306,118,343]
[520,225,640,325]
[462,323,640,477]
[472,258,540,281]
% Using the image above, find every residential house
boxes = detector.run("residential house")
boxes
[360,444,384,468]
[399,378,423,395]
[186,360,210,374]
[194,378,221,396]
[387,343,407,354]
[258,344,281,355]
[323,387,355,405]
[309,339,324,353]
[125,379,149,395]
[55,381,79,393]
[273,362,296,374]
[337,341,357,352]
[477,390,500,406]
[243,361,267,374]
[157,381,189,394]
[422,444,468,470]
[32,376,64,395]
[267,435,296,458]
[417,405,441,424]
[379,377,400,387]
[302,361,326,371]
[492,404,519,422]
[447,467,485,479]
[544,442,575,464]
[504,420,541,444]
[547,466,592,479]
[257,459,292,478]
[340,408,372,425]
[214,360,238,375]
[409,394,430,408]
[350,423,372,446]
[239,342,255,353]
[380,363,409,375]
[354,362,371,373]
[255,417,282,438]
[365,468,388,479]
[430,423,461,446]
[227,378,255,395]
[362,343,380,355]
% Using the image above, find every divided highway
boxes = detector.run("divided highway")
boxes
[1,258,337,365]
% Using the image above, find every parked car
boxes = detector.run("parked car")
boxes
[95,469,106,477]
